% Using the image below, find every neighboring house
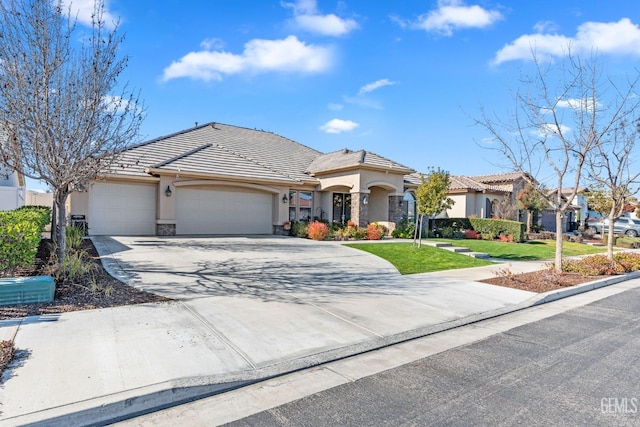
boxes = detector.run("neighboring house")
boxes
[71,122,414,236]
[539,189,579,233]
[562,187,589,229]
[0,165,25,211]
[403,171,530,220]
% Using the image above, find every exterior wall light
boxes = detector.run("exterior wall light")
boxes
[362,195,368,205]
[165,185,172,197]
[282,194,288,204]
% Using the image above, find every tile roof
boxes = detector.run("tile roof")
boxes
[403,172,512,193]
[306,148,414,175]
[468,171,532,184]
[106,122,322,184]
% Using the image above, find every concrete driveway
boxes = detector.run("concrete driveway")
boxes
[93,235,402,301]
[1,236,542,424]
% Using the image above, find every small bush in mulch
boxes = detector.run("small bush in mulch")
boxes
[0,239,171,321]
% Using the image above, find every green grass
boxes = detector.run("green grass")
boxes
[433,239,605,261]
[345,243,493,275]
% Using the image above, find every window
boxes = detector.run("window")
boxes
[288,190,313,222]
[299,191,312,222]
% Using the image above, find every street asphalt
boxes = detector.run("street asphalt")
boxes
[0,236,637,426]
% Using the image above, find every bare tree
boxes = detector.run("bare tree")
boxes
[587,119,640,259]
[0,0,144,262]
[492,196,518,220]
[474,51,640,271]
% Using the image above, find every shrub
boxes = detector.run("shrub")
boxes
[291,221,309,238]
[66,225,85,250]
[392,219,415,238]
[469,218,525,243]
[562,254,627,276]
[366,223,384,240]
[0,208,50,274]
[52,249,97,283]
[440,226,454,239]
[452,230,465,239]
[347,220,356,228]
[308,221,329,240]
[498,233,514,242]
[614,252,640,271]
[463,229,481,239]
[611,236,640,249]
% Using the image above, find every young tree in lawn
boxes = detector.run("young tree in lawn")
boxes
[474,51,640,271]
[0,0,144,263]
[414,168,454,247]
[516,184,549,233]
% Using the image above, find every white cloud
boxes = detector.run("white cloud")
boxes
[411,0,503,36]
[327,103,343,111]
[200,38,225,50]
[534,123,572,138]
[358,79,396,95]
[533,20,559,33]
[320,118,359,134]
[556,98,600,110]
[282,0,358,37]
[162,35,333,82]
[494,18,640,65]
[61,0,118,29]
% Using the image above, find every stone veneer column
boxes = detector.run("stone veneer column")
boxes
[388,195,405,225]
[351,192,369,228]
[156,223,176,236]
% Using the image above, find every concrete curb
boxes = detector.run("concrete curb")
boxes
[4,271,640,426]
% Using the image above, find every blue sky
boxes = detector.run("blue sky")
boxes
[29,0,640,189]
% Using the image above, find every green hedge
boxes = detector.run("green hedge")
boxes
[0,207,51,272]
[469,218,525,242]
[433,218,472,230]
[432,217,525,242]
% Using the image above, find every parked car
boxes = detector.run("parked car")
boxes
[589,217,640,237]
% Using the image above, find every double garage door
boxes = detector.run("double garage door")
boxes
[88,183,274,235]
[176,187,273,235]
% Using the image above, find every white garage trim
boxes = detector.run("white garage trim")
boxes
[176,187,274,235]
[88,182,156,235]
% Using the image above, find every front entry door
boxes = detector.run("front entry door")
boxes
[333,193,351,224]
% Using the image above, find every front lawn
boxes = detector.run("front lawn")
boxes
[433,239,605,260]
[345,243,493,275]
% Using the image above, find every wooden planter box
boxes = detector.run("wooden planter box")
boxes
[0,276,55,306]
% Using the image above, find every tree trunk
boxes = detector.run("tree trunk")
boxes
[55,190,68,265]
[526,210,532,233]
[554,210,563,272]
[606,211,616,260]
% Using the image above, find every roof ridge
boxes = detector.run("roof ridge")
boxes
[152,143,212,168]
[213,142,302,182]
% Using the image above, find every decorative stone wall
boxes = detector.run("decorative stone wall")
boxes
[273,225,290,236]
[388,195,404,225]
[351,193,369,228]
[156,223,176,236]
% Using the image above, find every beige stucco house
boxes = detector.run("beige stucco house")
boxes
[71,122,414,236]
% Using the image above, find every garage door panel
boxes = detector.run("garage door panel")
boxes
[176,188,273,235]
[89,183,156,235]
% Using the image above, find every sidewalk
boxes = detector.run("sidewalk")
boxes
[0,242,637,426]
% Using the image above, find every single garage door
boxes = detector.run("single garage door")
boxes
[176,187,273,235]
[89,182,156,235]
